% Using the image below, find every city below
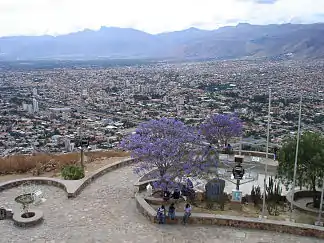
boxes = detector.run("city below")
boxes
[0,59,323,156]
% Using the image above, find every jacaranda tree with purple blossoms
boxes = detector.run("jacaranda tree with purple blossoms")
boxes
[120,117,218,189]
[199,113,243,148]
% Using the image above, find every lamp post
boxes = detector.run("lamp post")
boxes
[261,88,271,219]
[289,95,302,222]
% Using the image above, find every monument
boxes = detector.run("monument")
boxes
[205,178,226,201]
[230,155,245,210]
[0,207,13,220]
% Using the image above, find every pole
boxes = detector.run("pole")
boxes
[79,91,85,169]
[239,137,242,156]
[317,178,324,223]
[262,88,271,218]
[80,147,84,168]
[289,96,302,222]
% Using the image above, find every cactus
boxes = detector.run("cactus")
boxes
[266,176,282,216]
[251,185,262,207]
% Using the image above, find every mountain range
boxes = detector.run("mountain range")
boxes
[1,23,324,61]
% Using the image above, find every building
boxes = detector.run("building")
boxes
[32,88,37,97]
[179,97,185,105]
[64,138,74,152]
[33,98,39,113]
[22,103,28,111]
[27,104,33,114]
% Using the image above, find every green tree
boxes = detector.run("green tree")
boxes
[277,132,324,199]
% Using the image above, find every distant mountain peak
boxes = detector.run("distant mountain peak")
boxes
[185,27,202,32]
[0,23,324,60]
[236,23,252,27]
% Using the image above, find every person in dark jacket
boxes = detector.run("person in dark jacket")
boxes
[168,203,176,220]
[163,190,171,201]
[172,188,180,200]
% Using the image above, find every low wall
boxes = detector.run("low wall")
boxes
[68,157,134,198]
[0,157,134,199]
[135,192,324,239]
[286,190,321,214]
[293,191,320,201]
[0,177,67,194]
[135,176,324,239]
[135,194,156,223]
[232,150,275,159]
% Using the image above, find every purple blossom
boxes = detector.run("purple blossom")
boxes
[199,113,243,146]
[120,117,218,189]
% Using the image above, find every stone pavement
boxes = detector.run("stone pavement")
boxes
[0,166,323,243]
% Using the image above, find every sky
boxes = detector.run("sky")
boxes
[0,0,324,37]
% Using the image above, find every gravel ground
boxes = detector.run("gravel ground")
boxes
[0,165,323,243]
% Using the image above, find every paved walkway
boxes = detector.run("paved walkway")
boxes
[0,166,323,243]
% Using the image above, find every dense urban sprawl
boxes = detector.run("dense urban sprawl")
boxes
[0,59,323,156]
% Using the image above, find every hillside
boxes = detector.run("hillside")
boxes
[1,23,324,60]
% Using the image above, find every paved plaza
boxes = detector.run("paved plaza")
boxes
[0,165,323,243]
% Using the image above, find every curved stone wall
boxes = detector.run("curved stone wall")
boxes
[0,157,134,199]
[135,178,324,239]
[0,177,67,194]
[286,190,321,214]
[69,157,134,198]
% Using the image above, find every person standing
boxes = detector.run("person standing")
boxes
[157,205,166,224]
[171,188,180,200]
[168,203,176,220]
[182,203,192,225]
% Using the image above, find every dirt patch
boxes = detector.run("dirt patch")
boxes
[0,150,130,182]
[83,156,130,177]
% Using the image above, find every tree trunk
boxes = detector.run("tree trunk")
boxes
[312,176,317,204]
[159,167,166,177]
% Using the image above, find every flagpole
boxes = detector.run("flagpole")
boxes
[262,88,271,218]
[289,95,302,222]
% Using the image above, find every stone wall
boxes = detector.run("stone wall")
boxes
[135,176,324,239]
[135,194,156,223]
[0,158,134,199]
[0,177,67,194]
[232,150,275,159]
[69,158,134,198]
[286,190,320,215]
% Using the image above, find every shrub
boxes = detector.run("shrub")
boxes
[216,193,229,211]
[242,194,249,204]
[61,165,85,180]
[251,185,262,207]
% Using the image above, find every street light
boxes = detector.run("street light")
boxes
[289,96,302,222]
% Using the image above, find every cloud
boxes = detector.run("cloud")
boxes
[0,0,323,36]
